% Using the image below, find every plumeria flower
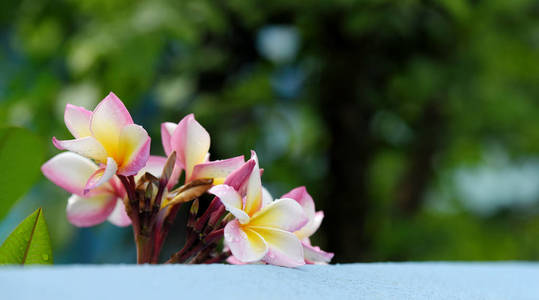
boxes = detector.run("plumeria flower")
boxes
[41,153,171,227]
[227,186,333,265]
[209,151,308,267]
[52,92,151,193]
[41,152,130,227]
[161,114,244,186]
[281,187,334,264]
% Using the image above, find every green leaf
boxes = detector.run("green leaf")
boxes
[0,127,45,220]
[0,208,53,265]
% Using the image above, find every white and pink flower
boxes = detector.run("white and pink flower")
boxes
[41,92,332,267]
[42,152,130,227]
[282,187,334,264]
[209,152,308,267]
[52,92,151,193]
[161,114,244,186]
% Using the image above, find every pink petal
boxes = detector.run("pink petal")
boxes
[249,198,308,232]
[135,155,182,190]
[244,151,262,216]
[209,185,249,224]
[191,156,245,182]
[117,124,151,176]
[302,241,334,264]
[66,194,117,227]
[90,92,134,155]
[42,152,100,196]
[282,186,315,222]
[83,157,118,194]
[103,174,126,199]
[168,166,182,190]
[224,159,256,191]
[52,136,108,163]
[296,211,324,240]
[136,155,166,180]
[170,114,210,181]
[161,122,177,156]
[64,104,93,138]
[107,199,131,227]
[226,255,248,265]
[224,220,268,263]
[252,227,305,267]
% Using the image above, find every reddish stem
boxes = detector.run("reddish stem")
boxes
[166,228,224,264]
[190,244,216,264]
[118,175,156,264]
[203,251,232,264]
[150,205,181,263]
[194,197,222,233]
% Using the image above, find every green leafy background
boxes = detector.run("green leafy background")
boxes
[1,0,539,263]
[0,128,45,220]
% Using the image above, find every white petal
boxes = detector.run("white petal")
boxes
[64,104,92,138]
[42,152,100,196]
[161,122,177,156]
[83,157,118,194]
[244,151,262,216]
[302,241,333,264]
[209,185,250,224]
[52,136,108,163]
[249,198,308,232]
[117,124,151,175]
[170,114,210,181]
[66,194,117,227]
[107,199,131,227]
[90,92,134,156]
[282,186,315,222]
[224,220,267,263]
[295,211,324,240]
[252,227,305,267]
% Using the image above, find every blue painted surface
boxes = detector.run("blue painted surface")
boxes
[1,262,538,299]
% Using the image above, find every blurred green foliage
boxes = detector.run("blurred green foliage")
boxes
[2,0,539,263]
[0,127,45,220]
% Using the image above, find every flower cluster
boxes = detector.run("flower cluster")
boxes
[42,92,333,266]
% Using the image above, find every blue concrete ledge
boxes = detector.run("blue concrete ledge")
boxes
[1,262,538,299]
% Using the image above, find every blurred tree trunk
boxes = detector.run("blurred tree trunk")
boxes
[317,16,376,263]
[322,98,374,263]
[395,101,445,215]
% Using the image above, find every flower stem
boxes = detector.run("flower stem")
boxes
[135,233,153,264]
[150,205,181,263]
[166,227,225,264]
[119,175,157,264]
[203,250,232,264]
[194,197,221,233]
